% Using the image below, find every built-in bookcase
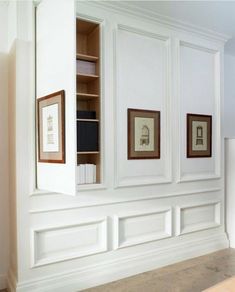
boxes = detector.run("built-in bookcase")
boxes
[76,19,101,185]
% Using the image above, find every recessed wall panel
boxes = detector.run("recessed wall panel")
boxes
[115,26,171,187]
[176,202,221,235]
[114,208,172,249]
[179,41,220,181]
[32,218,107,267]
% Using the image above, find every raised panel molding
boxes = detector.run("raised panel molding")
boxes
[114,24,172,188]
[176,201,221,236]
[176,40,221,183]
[114,208,172,249]
[31,217,108,267]
[14,233,228,291]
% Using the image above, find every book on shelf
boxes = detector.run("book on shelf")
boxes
[77,164,85,184]
[77,164,96,185]
[76,59,96,75]
[77,121,99,152]
[77,110,96,119]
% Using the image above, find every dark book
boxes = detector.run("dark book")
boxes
[77,121,99,152]
[77,110,96,119]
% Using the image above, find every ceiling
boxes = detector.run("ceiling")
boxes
[125,1,235,55]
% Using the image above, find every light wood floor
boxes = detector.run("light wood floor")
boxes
[84,248,235,292]
[1,249,235,292]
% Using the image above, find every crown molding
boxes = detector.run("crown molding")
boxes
[83,1,231,44]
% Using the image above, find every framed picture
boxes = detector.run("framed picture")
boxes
[37,90,65,163]
[187,113,212,158]
[128,108,160,159]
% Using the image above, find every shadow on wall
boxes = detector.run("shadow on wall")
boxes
[224,50,235,138]
[0,53,9,290]
[225,37,235,56]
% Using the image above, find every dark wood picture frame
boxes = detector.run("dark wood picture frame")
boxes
[187,113,212,158]
[37,90,66,163]
[128,108,160,159]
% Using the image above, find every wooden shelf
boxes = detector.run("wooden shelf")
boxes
[77,53,98,62]
[77,73,99,83]
[77,92,99,100]
[77,119,99,122]
[77,18,101,185]
[77,183,105,191]
[77,151,99,154]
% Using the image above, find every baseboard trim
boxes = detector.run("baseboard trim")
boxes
[227,233,235,248]
[0,274,7,290]
[7,268,17,292]
[15,232,229,292]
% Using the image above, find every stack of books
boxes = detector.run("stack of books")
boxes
[77,110,99,153]
[77,164,96,185]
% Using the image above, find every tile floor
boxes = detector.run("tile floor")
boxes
[85,249,235,292]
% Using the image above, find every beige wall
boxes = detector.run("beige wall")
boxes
[0,2,9,290]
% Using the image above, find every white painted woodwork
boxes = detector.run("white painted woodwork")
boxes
[224,54,235,138]
[114,208,172,249]
[176,201,221,235]
[178,41,221,182]
[36,0,77,196]
[7,1,229,291]
[31,218,107,267]
[225,139,235,247]
[115,26,171,187]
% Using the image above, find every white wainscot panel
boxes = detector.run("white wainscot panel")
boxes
[31,218,107,267]
[115,25,171,187]
[176,201,221,236]
[178,41,221,182]
[114,208,172,249]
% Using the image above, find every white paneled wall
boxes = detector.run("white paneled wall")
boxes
[176,201,221,236]
[114,208,172,249]
[7,1,229,291]
[224,55,235,249]
[179,42,221,181]
[224,54,235,138]
[115,26,171,187]
[31,217,107,267]
[225,139,235,247]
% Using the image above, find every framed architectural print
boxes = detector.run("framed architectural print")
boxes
[187,113,212,158]
[37,90,65,163]
[128,108,160,159]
